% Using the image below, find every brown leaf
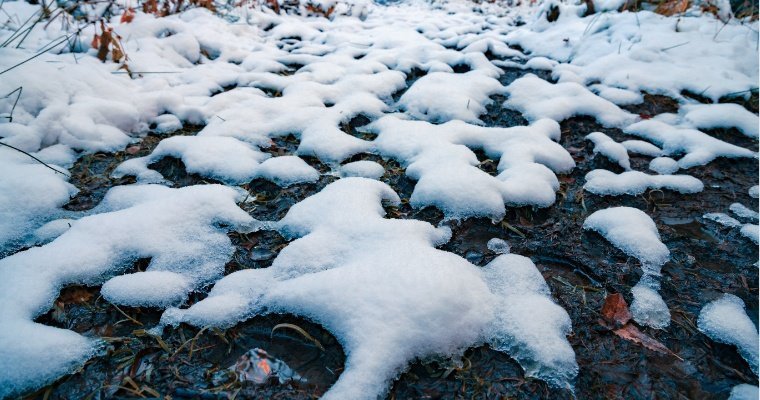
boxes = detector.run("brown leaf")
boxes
[655,0,690,16]
[613,324,683,360]
[91,34,100,49]
[125,145,141,155]
[97,22,112,62]
[600,293,632,328]
[120,8,135,23]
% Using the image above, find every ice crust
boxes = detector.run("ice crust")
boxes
[697,294,759,375]
[583,207,671,328]
[159,178,578,399]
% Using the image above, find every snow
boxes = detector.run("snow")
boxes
[584,169,703,196]
[398,71,503,124]
[0,184,254,396]
[730,203,759,221]
[339,160,386,179]
[158,178,578,398]
[625,119,756,169]
[648,157,679,175]
[487,238,511,254]
[504,74,637,127]
[697,294,759,375]
[0,0,758,396]
[368,115,574,220]
[583,207,671,328]
[750,186,759,199]
[682,104,759,139]
[586,131,630,170]
[729,384,760,400]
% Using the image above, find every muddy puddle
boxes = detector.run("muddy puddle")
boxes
[18,64,759,399]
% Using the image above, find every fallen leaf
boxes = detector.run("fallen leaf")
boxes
[655,0,690,16]
[600,293,632,328]
[120,8,135,24]
[613,324,683,360]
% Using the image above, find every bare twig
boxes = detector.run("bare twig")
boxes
[0,141,71,177]
[1,86,22,122]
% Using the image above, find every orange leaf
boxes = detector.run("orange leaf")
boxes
[613,324,683,360]
[120,8,135,23]
[655,0,690,16]
[91,34,100,49]
[600,293,632,328]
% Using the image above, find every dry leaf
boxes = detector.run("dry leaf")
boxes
[655,0,690,16]
[120,8,135,23]
[600,293,632,328]
[613,324,682,360]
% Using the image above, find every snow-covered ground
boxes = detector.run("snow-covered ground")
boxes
[0,0,758,398]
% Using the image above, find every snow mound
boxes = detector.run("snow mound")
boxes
[0,184,254,397]
[648,157,679,175]
[697,294,759,375]
[730,203,759,221]
[625,119,756,169]
[583,207,671,328]
[398,71,503,124]
[586,132,630,170]
[729,384,759,400]
[339,160,385,179]
[584,169,703,196]
[682,104,759,139]
[158,178,578,399]
[368,115,575,220]
[0,150,77,253]
[504,74,637,127]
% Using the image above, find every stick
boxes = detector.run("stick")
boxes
[0,141,70,176]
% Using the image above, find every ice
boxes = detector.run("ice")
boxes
[583,207,671,328]
[729,384,759,400]
[159,178,578,398]
[368,115,574,220]
[648,157,679,175]
[0,184,254,397]
[625,119,756,169]
[703,213,742,228]
[339,160,386,179]
[487,238,511,254]
[630,276,670,329]
[584,169,703,196]
[504,74,637,127]
[730,203,759,221]
[586,131,630,170]
[697,294,759,375]
[397,71,503,124]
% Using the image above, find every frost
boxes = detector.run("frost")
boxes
[697,294,759,375]
[159,178,578,399]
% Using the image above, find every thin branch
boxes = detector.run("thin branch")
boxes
[0,141,70,177]
[1,86,22,122]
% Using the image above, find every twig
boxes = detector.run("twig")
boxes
[1,86,22,122]
[661,41,689,51]
[0,141,71,176]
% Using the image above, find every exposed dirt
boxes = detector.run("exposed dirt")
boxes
[19,67,759,400]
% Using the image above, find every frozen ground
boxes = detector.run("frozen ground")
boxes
[0,0,758,398]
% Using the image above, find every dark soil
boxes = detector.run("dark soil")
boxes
[19,65,759,400]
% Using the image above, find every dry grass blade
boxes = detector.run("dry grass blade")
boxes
[271,323,325,351]
[500,220,526,238]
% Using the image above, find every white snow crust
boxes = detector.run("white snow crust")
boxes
[697,294,759,375]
